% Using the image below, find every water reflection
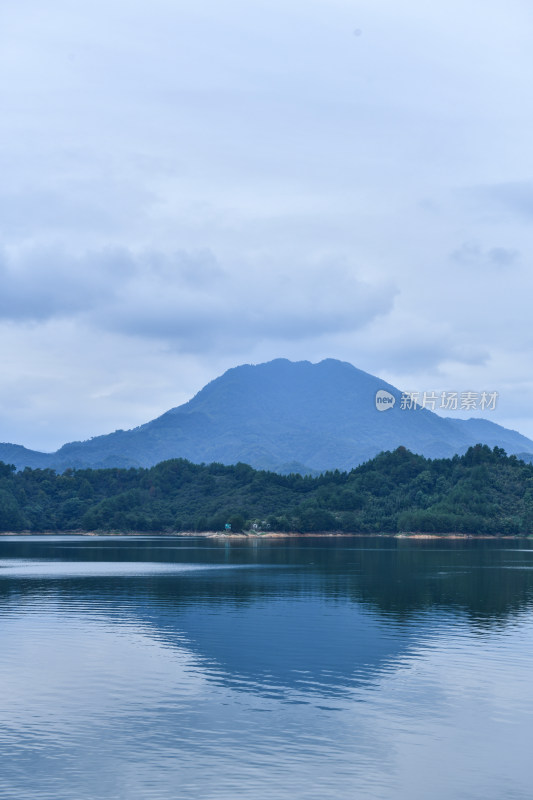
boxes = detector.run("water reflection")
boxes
[1,536,533,800]
[2,535,533,622]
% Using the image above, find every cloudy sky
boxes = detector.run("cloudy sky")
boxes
[1,0,533,451]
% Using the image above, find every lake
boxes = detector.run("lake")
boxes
[1,535,533,800]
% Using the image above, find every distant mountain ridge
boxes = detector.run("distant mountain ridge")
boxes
[1,358,533,473]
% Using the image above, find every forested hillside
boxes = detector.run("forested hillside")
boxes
[0,444,531,535]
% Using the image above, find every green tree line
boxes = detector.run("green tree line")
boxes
[0,444,532,534]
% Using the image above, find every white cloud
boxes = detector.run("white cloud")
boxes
[0,245,396,349]
[1,0,533,446]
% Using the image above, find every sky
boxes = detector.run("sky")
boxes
[1,0,533,451]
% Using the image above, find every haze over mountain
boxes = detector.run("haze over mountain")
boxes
[1,359,533,474]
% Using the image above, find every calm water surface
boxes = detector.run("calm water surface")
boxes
[1,535,533,800]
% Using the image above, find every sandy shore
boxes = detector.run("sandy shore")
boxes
[0,530,530,539]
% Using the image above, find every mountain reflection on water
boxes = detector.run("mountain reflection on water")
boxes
[2,536,533,800]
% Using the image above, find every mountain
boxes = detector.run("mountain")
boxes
[1,358,533,473]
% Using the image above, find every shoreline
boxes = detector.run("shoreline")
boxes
[0,530,531,540]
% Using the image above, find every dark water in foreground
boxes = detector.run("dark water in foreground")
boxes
[1,536,533,800]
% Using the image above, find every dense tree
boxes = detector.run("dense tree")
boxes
[0,445,532,534]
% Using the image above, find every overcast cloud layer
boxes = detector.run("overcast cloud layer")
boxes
[1,0,533,451]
